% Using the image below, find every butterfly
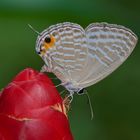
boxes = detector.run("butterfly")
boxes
[32,22,137,95]
[28,22,138,119]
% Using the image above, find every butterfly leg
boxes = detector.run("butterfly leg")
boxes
[64,91,74,104]
[59,89,66,95]
[40,65,48,72]
[40,65,53,73]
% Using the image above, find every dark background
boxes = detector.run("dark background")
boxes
[0,0,140,140]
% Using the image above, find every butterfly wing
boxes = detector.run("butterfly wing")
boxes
[42,22,88,83]
[78,23,138,88]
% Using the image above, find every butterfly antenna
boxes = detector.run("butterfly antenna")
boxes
[84,90,94,120]
[28,24,41,36]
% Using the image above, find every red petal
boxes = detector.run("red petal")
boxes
[0,68,73,140]
[0,68,62,118]
[13,68,52,85]
[0,108,73,140]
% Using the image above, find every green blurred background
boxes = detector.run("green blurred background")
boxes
[0,0,140,139]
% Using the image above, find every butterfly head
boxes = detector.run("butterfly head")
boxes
[28,24,56,58]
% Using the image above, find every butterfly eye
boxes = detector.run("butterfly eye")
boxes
[45,37,51,43]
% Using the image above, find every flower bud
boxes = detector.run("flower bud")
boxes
[0,68,73,140]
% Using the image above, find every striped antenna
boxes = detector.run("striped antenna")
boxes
[28,24,41,36]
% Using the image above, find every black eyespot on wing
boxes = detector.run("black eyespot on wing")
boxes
[45,37,51,43]
[77,88,85,94]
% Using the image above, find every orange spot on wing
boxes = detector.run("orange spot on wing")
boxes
[43,35,56,50]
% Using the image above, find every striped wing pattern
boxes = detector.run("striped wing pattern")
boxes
[36,22,137,90]
[38,23,88,83]
[78,23,137,88]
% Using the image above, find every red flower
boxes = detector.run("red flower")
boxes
[0,68,73,140]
